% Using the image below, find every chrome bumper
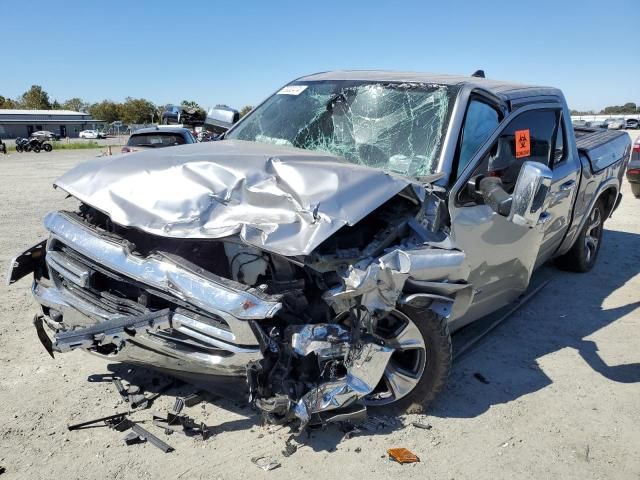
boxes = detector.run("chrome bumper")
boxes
[25,211,284,376]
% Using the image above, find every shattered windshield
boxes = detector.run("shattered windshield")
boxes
[227,81,456,177]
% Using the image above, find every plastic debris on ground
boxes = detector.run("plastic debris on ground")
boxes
[411,421,432,430]
[251,456,281,471]
[388,447,420,464]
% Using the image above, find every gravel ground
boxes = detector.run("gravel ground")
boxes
[0,137,639,479]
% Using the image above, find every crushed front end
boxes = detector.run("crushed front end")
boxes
[7,142,470,428]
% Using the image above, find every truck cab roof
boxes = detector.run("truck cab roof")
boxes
[298,70,563,103]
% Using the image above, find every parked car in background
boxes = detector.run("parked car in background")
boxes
[161,105,206,126]
[606,118,626,130]
[205,106,240,135]
[31,130,60,141]
[121,127,196,153]
[587,120,607,129]
[79,130,106,139]
[572,119,588,127]
[627,136,640,197]
[625,118,639,129]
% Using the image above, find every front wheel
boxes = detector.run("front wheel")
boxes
[16,145,23,153]
[364,307,452,414]
[43,143,52,152]
[32,145,41,153]
[631,183,640,198]
[556,199,605,272]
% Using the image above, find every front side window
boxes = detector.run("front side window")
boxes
[456,99,500,178]
[459,108,559,202]
[227,81,458,177]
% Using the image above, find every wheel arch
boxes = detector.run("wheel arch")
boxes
[598,185,619,219]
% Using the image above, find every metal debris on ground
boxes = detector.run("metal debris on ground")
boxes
[130,380,178,409]
[67,412,129,431]
[113,418,174,453]
[251,456,281,471]
[152,411,212,440]
[388,447,420,464]
[360,415,404,432]
[341,425,362,440]
[282,435,298,457]
[181,392,205,408]
[123,431,145,446]
[411,421,432,430]
[112,378,129,402]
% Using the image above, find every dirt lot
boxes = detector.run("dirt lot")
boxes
[1,137,639,479]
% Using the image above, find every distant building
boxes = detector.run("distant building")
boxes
[0,109,105,138]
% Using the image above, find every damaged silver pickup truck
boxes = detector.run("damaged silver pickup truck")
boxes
[7,71,631,427]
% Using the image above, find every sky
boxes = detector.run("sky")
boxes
[1,0,638,112]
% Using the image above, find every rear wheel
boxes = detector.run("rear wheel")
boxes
[16,145,22,153]
[33,146,41,153]
[364,306,451,414]
[556,199,605,272]
[43,143,52,152]
[631,183,640,198]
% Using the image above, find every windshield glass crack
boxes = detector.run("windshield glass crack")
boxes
[229,82,452,177]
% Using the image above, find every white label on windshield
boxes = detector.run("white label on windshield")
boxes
[277,85,307,95]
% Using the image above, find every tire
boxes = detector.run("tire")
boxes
[43,143,52,152]
[33,146,41,153]
[556,198,605,272]
[16,145,22,153]
[364,306,452,414]
[631,183,640,198]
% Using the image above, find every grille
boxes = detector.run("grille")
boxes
[47,239,231,334]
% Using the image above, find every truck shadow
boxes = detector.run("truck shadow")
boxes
[430,228,640,419]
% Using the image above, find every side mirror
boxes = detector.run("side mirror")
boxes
[205,106,240,134]
[507,161,552,227]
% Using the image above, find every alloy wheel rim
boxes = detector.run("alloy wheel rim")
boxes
[584,207,602,264]
[364,310,427,406]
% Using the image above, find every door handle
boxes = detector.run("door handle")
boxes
[560,180,576,192]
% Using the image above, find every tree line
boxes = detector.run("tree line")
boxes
[571,102,639,116]
[0,85,253,125]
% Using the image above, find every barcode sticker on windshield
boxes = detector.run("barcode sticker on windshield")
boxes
[277,85,307,95]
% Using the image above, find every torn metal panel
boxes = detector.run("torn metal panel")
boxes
[294,341,394,426]
[54,140,425,256]
[324,244,469,316]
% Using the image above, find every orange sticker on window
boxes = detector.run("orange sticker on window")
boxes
[515,129,530,158]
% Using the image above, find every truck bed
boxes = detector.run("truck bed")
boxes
[574,127,630,172]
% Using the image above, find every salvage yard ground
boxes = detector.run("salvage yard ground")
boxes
[1,134,639,479]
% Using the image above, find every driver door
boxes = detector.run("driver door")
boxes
[448,103,562,330]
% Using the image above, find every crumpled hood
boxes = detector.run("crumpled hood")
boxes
[54,140,424,256]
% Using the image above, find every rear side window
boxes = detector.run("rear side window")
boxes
[127,132,189,147]
[456,100,500,178]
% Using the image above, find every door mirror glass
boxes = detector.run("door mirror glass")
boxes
[507,161,552,227]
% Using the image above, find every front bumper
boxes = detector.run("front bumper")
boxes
[10,211,284,376]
